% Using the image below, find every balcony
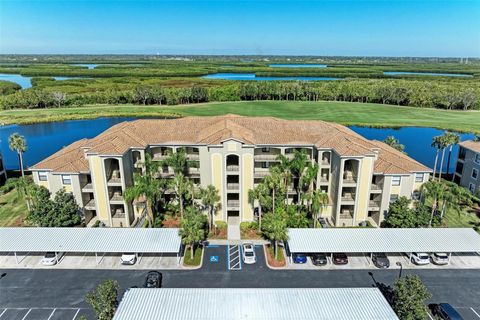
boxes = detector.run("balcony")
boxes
[152,153,168,161]
[82,183,94,193]
[339,210,353,220]
[370,183,383,193]
[320,158,330,166]
[342,171,357,186]
[110,192,124,203]
[84,199,96,210]
[227,165,239,172]
[187,154,200,161]
[254,154,278,161]
[254,168,269,178]
[227,183,240,191]
[226,200,240,209]
[188,167,200,175]
[341,193,355,204]
[368,200,381,210]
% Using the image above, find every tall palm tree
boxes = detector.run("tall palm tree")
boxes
[265,166,283,214]
[262,212,288,260]
[444,132,460,176]
[311,190,329,227]
[383,135,405,153]
[180,207,206,260]
[169,172,192,218]
[431,136,442,180]
[289,150,308,203]
[248,183,269,230]
[421,180,444,227]
[164,147,189,174]
[276,154,292,205]
[124,154,163,227]
[199,185,220,233]
[299,163,319,207]
[437,135,449,181]
[8,133,27,177]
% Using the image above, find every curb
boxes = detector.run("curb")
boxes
[181,246,205,270]
[263,244,287,270]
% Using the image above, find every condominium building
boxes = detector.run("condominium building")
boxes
[31,115,430,227]
[453,140,480,195]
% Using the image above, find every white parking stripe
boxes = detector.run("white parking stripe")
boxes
[72,308,81,320]
[471,308,480,319]
[47,309,56,320]
[0,309,7,318]
[21,309,32,320]
[426,312,434,320]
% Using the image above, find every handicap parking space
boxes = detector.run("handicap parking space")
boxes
[202,244,265,272]
[0,308,93,320]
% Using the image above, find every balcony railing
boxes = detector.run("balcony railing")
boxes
[107,177,122,185]
[226,165,239,172]
[110,194,124,202]
[320,158,330,165]
[370,183,382,191]
[187,154,200,161]
[188,167,200,175]
[227,200,240,208]
[341,194,355,202]
[84,199,96,210]
[368,200,381,209]
[152,153,169,161]
[254,154,279,161]
[339,210,353,219]
[82,183,94,192]
[227,183,240,190]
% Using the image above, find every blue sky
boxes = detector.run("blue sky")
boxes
[0,1,479,57]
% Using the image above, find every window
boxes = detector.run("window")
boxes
[472,168,479,180]
[412,190,421,201]
[469,183,476,193]
[415,173,424,183]
[38,171,48,181]
[61,175,71,185]
[391,176,401,186]
[475,154,480,165]
[262,147,270,153]
[389,194,399,203]
[261,162,270,169]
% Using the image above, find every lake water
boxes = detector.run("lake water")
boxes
[269,64,327,68]
[0,73,32,89]
[202,73,340,81]
[0,118,474,172]
[72,64,99,69]
[384,71,473,77]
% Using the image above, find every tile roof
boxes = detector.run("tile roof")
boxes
[370,140,431,174]
[31,115,430,174]
[459,140,480,153]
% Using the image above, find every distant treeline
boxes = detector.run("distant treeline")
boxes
[0,79,478,111]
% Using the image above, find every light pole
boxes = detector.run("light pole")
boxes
[396,262,403,279]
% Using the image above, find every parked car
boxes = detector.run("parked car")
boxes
[431,253,450,265]
[319,218,328,228]
[144,271,162,288]
[372,253,390,268]
[121,253,137,265]
[332,253,348,265]
[410,252,430,265]
[242,242,256,264]
[310,253,328,266]
[292,253,307,264]
[41,252,64,266]
[429,303,464,320]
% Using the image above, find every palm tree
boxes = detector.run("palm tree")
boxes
[169,172,192,218]
[124,154,163,227]
[276,154,292,204]
[164,147,189,174]
[289,150,308,203]
[431,136,443,180]
[383,136,405,153]
[248,183,269,231]
[8,133,27,177]
[199,185,220,233]
[262,212,288,260]
[311,190,329,227]
[437,135,449,181]
[421,180,444,227]
[180,207,206,260]
[265,166,283,214]
[444,132,460,176]
[299,163,319,208]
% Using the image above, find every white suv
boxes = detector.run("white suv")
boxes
[121,253,137,265]
[242,243,256,264]
[41,252,64,266]
[431,253,449,265]
[410,252,430,265]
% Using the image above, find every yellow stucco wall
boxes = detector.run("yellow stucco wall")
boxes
[242,154,254,220]
[355,158,373,222]
[390,185,401,195]
[91,156,110,221]
[63,184,73,193]
[211,153,224,221]
[227,143,237,152]
[38,181,49,189]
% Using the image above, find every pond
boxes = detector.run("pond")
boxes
[0,118,474,172]
[269,64,327,68]
[384,71,473,77]
[0,73,91,89]
[202,73,340,81]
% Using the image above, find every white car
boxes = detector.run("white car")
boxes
[410,252,430,265]
[121,253,137,265]
[431,252,449,265]
[242,243,256,264]
[41,252,64,266]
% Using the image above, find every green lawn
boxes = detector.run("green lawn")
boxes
[1,101,479,133]
[0,189,27,227]
[183,246,203,267]
[443,207,480,232]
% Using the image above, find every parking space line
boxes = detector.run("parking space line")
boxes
[0,309,7,318]
[72,308,81,320]
[47,308,56,320]
[471,308,480,319]
[21,309,32,320]
[426,312,434,320]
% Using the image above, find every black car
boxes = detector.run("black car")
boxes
[144,271,162,288]
[332,253,348,265]
[372,253,390,268]
[429,303,464,320]
[310,253,328,266]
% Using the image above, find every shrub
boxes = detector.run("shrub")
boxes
[215,220,227,230]
[240,221,258,232]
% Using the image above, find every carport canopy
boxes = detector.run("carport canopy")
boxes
[0,227,182,254]
[113,288,399,320]
[287,228,480,253]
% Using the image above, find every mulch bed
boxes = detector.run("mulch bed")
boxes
[163,216,181,228]
[264,244,286,268]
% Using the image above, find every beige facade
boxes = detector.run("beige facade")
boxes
[30,115,431,227]
[454,141,480,195]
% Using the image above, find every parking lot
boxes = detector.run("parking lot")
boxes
[0,252,181,270]
[0,308,95,320]
[284,251,480,270]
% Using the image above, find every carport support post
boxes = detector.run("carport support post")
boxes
[369,253,373,266]
[14,251,18,264]
[448,252,451,263]
[55,252,59,265]
[95,252,99,265]
[409,253,412,265]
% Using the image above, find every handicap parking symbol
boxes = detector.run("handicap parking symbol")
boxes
[210,255,219,263]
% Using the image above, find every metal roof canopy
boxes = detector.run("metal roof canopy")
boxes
[287,228,480,253]
[0,228,181,254]
[113,288,398,320]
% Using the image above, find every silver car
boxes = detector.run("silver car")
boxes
[431,253,449,265]
[242,243,256,264]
